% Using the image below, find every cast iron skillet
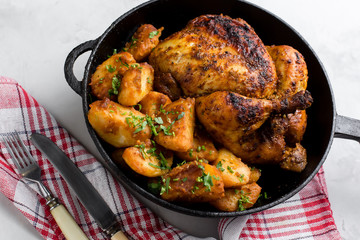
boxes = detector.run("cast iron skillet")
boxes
[64,0,360,217]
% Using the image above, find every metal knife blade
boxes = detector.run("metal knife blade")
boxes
[30,133,117,233]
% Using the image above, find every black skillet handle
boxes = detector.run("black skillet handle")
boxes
[64,39,98,95]
[334,114,360,143]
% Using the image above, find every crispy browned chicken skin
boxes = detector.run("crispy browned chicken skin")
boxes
[195,90,312,157]
[266,45,308,98]
[149,14,277,98]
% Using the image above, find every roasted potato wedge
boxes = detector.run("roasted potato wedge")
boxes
[117,62,154,106]
[161,161,224,202]
[210,182,262,212]
[88,98,151,148]
[213,148,251,188]
[139,91,172,117]
[249,167,261,184]
[122,139,173,177]
[124,24,164,62]
[90,52,136,100]
[154,98,195,152]
[175,128,218,162]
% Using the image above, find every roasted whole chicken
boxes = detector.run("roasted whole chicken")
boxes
[88,14,314,212]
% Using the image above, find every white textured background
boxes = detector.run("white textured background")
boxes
[1,0,360,239]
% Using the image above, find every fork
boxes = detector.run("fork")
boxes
[2,131,89,240]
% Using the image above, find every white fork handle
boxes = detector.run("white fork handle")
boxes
[111,230,128,240]
[50,204,89,240]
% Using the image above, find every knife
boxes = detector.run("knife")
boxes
[30,133,128,240]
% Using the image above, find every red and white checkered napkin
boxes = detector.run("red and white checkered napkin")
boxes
[0,76,341,240]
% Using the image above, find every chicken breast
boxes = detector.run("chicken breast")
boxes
[149,14,277,98]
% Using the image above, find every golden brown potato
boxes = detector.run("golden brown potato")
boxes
[122,139,173,177]
[248,167,261,184]
[212,148,251,188]
[117,62,154,106]
[154,98,195,152]
[125,24,164,62]
[175,128,218,162]
[90,52,136,100]
[88,98,151,148]
[161,161,224,202]
[139,91,172,117]
[210,182,262,212]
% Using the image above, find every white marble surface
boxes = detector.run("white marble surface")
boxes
[1,0,360,239]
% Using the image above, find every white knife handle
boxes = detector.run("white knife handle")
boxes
[50,204,89,240]
[111,230,128,240]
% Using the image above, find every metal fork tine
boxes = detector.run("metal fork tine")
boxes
[12,132,34,165]
[8,134,28,168]
[2,137,23,171]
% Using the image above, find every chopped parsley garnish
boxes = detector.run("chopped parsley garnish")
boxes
[125,112,147,133]
[108,75,121,96]
[159,104,166,113]
[145,115,158,136]
[177,160,187,166]
[238,174,245,182]
[157,152,170,169]
[189,149,194,157]
[135,103,142,112]
[149,30,159,39]
[154,117,163,124]
[133,120,147,133]
[129,36,137,49]
[227,166,234,174]
[203,173,214,191]
[159,121,175,136]
[160,177,171,195]
[263,192,268,199]
[134,144,147,159]
[216,160,225,172]
[238,190,253,211]
[107,49,118,58]
[148,181,161,195]
[119,57,129,68]
[175,112,185,120]
[192,163,218,192]
[106,64,116,73]
[131,63,142,69]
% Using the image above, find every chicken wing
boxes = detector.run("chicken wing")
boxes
[195,90,313,156]
[266,45,308,98]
